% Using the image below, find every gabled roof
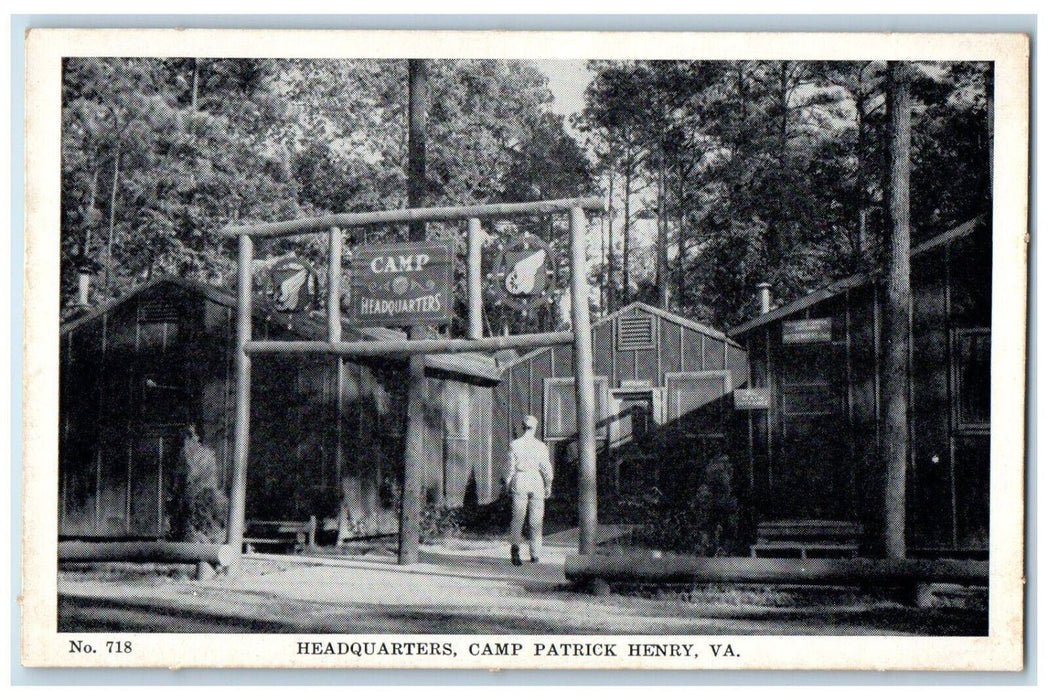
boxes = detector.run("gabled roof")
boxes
[60,275,500,382]
[728,273,868,337]
[61,276,233,335]
[497,300,742,374]
[729,216,986,338]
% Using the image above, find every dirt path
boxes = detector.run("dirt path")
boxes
[58,551,987,636]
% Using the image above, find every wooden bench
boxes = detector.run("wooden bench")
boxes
[243,517,317,553]
[750,541,859,559]
[751,520,864,559]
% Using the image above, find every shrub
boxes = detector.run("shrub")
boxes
[618,453,739,556]
[169,428,228,544]
[387,482,466,544]
[419,496,464,544]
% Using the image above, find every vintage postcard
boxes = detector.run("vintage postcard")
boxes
[20,28,1028,671]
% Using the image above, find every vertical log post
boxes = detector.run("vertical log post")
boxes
[569,207,598,555]
[400,326,426,565]
[884,61,912,559]
[399,58,429,565]
[227,233,254,569]
[467,218,483,340]
[329,227,345,542]
[327,227,342,344]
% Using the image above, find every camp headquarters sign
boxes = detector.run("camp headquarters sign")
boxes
[349,240,455,327]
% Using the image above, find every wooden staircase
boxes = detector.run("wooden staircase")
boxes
[750,520,863,559]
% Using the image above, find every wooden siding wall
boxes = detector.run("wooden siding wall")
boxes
[60,283,496,540]
[492,306,747,502]
[741,222,991,555]
[60,286,205,537]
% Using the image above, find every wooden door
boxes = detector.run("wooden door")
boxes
[608,390,657,494]
[771,343,852,520]
[609,390,655,448]
[950,328,990,550]
[127,428,180,537]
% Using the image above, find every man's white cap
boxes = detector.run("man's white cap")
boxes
[523,415,539,429]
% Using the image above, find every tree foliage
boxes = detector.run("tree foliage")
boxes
[578,59,991,328]
[60,58,592,326]
[61,58,989,333]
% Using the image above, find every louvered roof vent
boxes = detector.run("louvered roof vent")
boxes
[138,298,181,324]
[616,315,655,350]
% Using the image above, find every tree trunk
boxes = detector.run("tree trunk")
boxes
[730,64,749,246]
[83,162,99,256]
[399,58,429,566]
[606,164,615,312]
[622,141,633,304]
[656,145,669,309]
[104,149,121,288]
[407,59,428,239]
[880,78,895,264]
[191,58,200,110]
[676,164,686,306]
[855,75,868,265]
[883,60,912,560]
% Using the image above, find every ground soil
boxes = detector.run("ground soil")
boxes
[57,539,988,636]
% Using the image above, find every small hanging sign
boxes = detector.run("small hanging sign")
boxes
[782,317,833,344]
[734,388,770,410]
[268,256,320,313]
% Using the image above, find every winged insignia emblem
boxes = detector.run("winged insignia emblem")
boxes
[505,249,547,295]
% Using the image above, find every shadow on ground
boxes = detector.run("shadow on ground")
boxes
[58,591,987,636]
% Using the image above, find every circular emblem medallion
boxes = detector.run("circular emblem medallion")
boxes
[269,256,319,313]
[489,234,557,311]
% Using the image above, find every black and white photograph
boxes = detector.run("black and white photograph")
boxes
[20,29,1028,670]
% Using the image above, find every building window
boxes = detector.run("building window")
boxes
[665,371,731,436]
[954,329,991,430]
[442,383,470,439]
[616,315,656,351]
[543,377,608,439]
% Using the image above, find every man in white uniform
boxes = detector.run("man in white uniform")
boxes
[507,415,553,565]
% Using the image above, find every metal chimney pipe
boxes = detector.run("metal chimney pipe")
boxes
[76,267,92,308]
[757,282,772,314]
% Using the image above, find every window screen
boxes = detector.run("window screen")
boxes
[955,330,991,429]
[543,377,608,439]
[665,372,730,429]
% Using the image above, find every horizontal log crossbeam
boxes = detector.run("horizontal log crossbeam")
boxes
[59,541,236,568]
[565,553,989,587]
[244,331,574,357]
[223,196,606,239]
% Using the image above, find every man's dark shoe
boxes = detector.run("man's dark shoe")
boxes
[510,545,522,566]
[530,555,540,563]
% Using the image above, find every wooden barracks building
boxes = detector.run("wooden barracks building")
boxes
[493,301,748,507]
[730,216,991,558]
[59,276,500,542]
[59,215,991,560]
